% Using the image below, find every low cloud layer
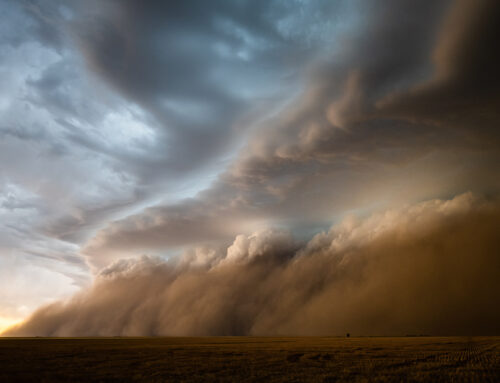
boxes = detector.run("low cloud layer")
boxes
[7,193,499,336]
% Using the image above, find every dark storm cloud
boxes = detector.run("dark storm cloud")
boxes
[8,194,500,336]
[2,0,500,334]
[1,0,342,251]
[86,0,500,266]
[1,0,355,320]
[70,0,339,178]
[378,0,500,132]
[0,0,64,49]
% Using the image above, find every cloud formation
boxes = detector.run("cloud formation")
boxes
[0,0,345,313]
[7,193,499,336]
[83,0,500,269]
[1,1,499,332]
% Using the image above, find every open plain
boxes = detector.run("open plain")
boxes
[0,336,498,382]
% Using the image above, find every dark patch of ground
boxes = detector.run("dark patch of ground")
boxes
[0,336,498,382]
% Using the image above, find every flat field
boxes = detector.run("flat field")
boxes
[0,336,498,382]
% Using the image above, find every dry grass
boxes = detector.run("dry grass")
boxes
[0,336,498,382]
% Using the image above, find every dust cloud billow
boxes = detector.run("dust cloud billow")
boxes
[6,193,499,337]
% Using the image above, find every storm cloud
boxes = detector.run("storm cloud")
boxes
[84,0,500,269]
[7,194,500,336]
[1,1,499,334]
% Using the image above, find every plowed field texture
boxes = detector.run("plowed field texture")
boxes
[0,336,498,382]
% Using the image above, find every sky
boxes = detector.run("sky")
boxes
[1,0,499,336]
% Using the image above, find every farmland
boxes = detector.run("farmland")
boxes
[0,336,498,382]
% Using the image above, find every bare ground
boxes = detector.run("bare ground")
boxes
[0,336,498,382]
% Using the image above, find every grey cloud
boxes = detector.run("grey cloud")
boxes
[2,0,500,333]
[0,0,346,255]
[21,0,68,51]
[69,0,323,178]
[86,0,500,266]
[377,0,500,138]
[0,2,147,251]
[0,0,65,50]
[8,193,500,336]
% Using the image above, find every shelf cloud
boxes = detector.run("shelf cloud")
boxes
[7,193,500,336]
[1,0,499,334]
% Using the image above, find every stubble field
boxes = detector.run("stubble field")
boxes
[0,336,498,382]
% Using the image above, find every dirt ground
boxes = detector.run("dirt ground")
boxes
[0,336,498,382]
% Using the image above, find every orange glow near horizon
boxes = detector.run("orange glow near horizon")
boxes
[0,316,24,336]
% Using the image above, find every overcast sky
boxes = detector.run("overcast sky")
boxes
[1,0,499,335]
